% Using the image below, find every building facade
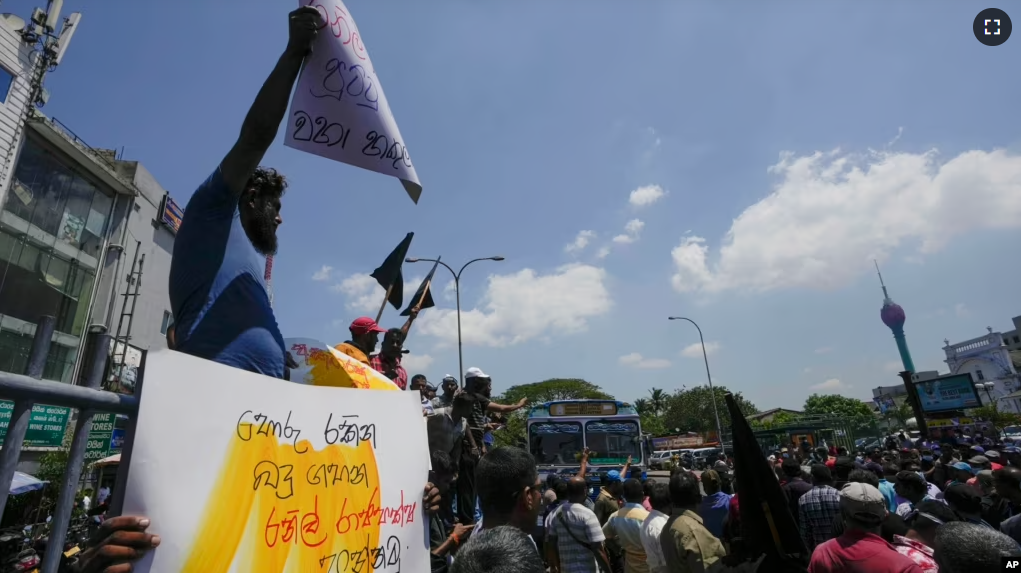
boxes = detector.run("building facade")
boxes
[0,6,179,470]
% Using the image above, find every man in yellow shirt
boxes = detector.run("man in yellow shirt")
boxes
[335,316,387,364]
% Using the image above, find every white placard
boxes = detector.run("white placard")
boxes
[285,0,422,203]
[122,351,430,573]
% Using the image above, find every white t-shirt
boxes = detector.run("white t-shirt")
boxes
[640,509,669,572]
[97,487,110,505]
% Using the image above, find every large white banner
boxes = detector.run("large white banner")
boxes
[285,0,422,203]
[122,351,430,572]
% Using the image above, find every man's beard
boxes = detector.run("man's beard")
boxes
[248,211,278,256]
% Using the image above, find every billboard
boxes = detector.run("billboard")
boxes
[160,194,183,234]
[652,435,704,450]
[915,373,982,413]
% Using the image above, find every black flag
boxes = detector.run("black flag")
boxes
[401,257,439,316]
[370,232,414,310]
[726,393,808,570]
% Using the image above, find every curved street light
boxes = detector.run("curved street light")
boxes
[668,316,725,456]
[406,256,504,386]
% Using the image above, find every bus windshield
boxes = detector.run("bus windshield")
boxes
[529,422,584,465]
[585,420,641,465]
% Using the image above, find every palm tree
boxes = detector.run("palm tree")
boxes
[649,388,668,416]
[634,398,651,416]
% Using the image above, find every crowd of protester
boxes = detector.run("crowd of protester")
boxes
[65,6,1021,573]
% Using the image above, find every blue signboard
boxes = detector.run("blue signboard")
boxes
[161,194,183,234]
[916,374,981,413]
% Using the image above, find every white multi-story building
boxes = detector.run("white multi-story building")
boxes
[943,326,1021,413]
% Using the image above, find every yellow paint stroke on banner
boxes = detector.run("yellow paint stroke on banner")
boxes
[181,418,415,572]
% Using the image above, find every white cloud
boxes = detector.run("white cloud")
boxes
[681,341,720,358]
[442,280,456,302]
[618,352,672,370]
[332,273,421,314]
[810,378,851,392]
[312,265,333,282]
[595,246,610,259]
[415,264,612,347]
[954,303,971,318]
[628,185,666,207]
[611,219,645,245]
[401,353,435,373]
[814,346,833,354]
[671,146,1021,294]
[882,361,903,373]
[565,230,596,254]
[803,367,813,373]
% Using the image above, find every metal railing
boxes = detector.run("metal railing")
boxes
[0,316,142,572]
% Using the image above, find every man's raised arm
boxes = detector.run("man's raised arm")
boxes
[220,6,321,197]
[485,397,528,414]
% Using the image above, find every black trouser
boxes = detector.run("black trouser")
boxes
[457,452,478,524]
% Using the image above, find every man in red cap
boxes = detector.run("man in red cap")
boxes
[335,317,387,365]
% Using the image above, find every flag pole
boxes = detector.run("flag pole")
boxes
[376,283,394,324]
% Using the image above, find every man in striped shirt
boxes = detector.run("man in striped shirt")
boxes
[603,478,651,572]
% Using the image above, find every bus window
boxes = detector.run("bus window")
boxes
[529,422,583,465]
[585,421,641,465]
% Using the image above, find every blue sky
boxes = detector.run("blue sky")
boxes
[16,0,1021,411]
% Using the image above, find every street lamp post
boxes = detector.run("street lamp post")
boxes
[977,382,996,405]
[668,316,725,456]
[406,256,504,386]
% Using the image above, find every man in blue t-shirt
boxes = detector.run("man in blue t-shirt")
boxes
[168,9,318,379]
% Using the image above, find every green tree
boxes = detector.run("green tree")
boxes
[803,394,876,429]
[492,378,614,447]
[968,404,1021,433]
[649,388,668,416]
[662,385,757,436]
[640,412,666,437]
[634,398,652,416]
[884,401,913,429]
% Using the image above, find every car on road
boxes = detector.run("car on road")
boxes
[650,450,678,470]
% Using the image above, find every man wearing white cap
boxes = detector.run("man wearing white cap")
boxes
[808,482,923,573]
[456,367,529,524]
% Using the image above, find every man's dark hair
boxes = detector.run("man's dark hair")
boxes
[647,481,671,513]
[882,463,900,478]
[837,446,848,456]
[245,167,287,201]
[847,469,880,488]
[476,447,537,516]
[450,525,544,573]
[554,478,570,501]
[565,478,587,500]
[431,450,456,477]
[880,512,909,542]
[910,499,958,533]
[993,467,1021,490]
[833,456,855,481]
[668,471,701,508]
[642,478,656,497]
[810,464,832,485]
[622,478,644,503]
[781,458,802,478]
[943,483,983,515]
[933,522,1021,572]
[411,374,427,383]
[895,471,926,496]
